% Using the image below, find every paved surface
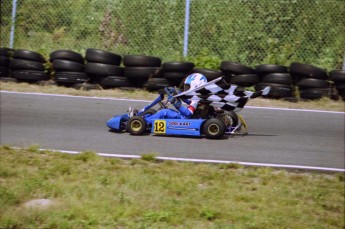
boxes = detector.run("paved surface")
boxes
[1,91,344,170]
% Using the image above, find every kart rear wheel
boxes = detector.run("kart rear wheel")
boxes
[203,118,226,139]
[217,111,239,128]
[127,116,147,135]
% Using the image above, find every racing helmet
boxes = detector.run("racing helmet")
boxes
[184,73,207,91]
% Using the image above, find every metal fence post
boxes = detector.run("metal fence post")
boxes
[183,0,190,57]
[9,0,17,49]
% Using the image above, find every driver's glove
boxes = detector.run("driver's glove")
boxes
[168,94,182,109]
[172,99,182,109]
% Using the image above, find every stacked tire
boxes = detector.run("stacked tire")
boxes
[161,61,195,87]
[123,55,162,88]
[192,68,222,81]
[254,64,295,99]
[50,50,87,86]
[10,49,50,83]
[330,70,345,101]
[291,62,331,100]
[85,49,124,89]
[0,48,13,81]
[143,68,172,91]
[220,61,259,87]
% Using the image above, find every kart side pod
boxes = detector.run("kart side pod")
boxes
[151,118,226,139]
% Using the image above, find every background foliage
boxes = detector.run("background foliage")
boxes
[1,0,344,70]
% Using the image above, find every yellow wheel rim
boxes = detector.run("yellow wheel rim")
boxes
[131,120,142,132]
[208,124,219,135]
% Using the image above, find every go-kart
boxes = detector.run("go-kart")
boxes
[107,77,254,139]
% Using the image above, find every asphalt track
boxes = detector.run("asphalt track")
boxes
[0,91,344,171]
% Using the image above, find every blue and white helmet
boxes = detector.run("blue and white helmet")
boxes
[184,73,207,91]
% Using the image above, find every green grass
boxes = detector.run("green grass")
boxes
[0,146,344,229]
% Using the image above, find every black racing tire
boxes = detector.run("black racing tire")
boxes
[220,61,255,75]
[255,64,288,76]
[261,73,292,85]
[0,56,10,67]
[162,62,195,73]
[289,62,328,80]
[144,78,171,91]
[0,48,14,56]
[163,71,188,79]
[330,70,345,83]
[203,118,226,139]
[13,49,46,63]
[0,77,17,83]
[192,68,223,81]
[338,90,345,101]
[123,55,161,67]
[52,59,85,72]
[297,78,329,89]
[124,66,159,79]
[85,62,123,76]
[85,48,122,65]
[229,74,260,87]
[54,71,89,85]
[150,67,164,78]
[127,116,147,135]
[100,76,131,88]
[227,111,239,127]
[335,83,345,91]
[300,88,330,100]
[12,70,50,82]
[49,50,84,64]
[10,59,45,71]
[217,111,239,129]
[0,66,10,77]
[255,83,294,98]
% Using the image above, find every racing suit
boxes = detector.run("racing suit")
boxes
[143,86,268,125]
[144,99,197,125]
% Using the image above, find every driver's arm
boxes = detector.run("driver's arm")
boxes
[175,101,197,118]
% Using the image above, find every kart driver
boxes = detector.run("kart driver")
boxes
[128,73,208,126]
[128,72,271,126]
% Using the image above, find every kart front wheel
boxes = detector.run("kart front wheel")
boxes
[127,116,147,135]
[203,118,226,139]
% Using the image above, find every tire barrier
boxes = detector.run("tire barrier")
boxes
[330,70,345,101]
[1,47,344,101]
[10,49,49,83]
[50,50,87,86]
[162,61,194,87]
[0,48,14,80]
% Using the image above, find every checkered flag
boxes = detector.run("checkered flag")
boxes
[175,77,256,112]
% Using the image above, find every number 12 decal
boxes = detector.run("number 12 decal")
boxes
[154,120,166,133]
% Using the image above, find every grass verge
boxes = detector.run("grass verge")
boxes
[0,146,344,228]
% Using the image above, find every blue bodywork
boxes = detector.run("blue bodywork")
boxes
[107,114,129,131]
[107,113,207,136]
[106,86,242,137]
[107,113,235,137]
[150,119,206,137]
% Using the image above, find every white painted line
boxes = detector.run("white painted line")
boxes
[0,90,150,103]
[21,147,345,173]
[1,90,344,114]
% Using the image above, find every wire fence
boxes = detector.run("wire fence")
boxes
[1,0,344,71]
